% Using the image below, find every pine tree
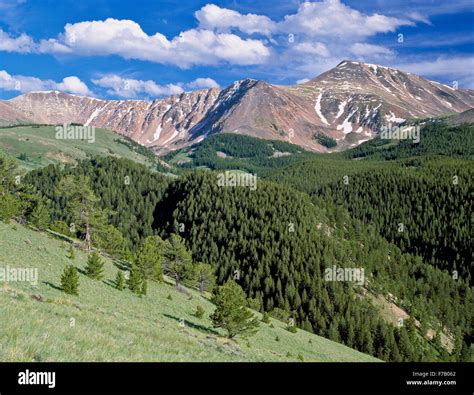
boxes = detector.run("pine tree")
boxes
[261,312,270,324]
[61,265,79,295]
[210,279,260,339]
[194,262,216,293]
[56,175,106,252]
[85,251,104,280]
[194,305,205,319]
[29,201,50,230]
[163,234,194,287]
[115,270,125,291]
[397,327,413,361]
[135,235,164,281]
[128,264,142,295]
[0,157,22,224]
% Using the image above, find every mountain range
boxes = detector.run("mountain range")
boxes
[1,60,473,154]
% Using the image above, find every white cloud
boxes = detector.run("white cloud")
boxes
[294,42,330,57]
[407,11,432,25]
[0,69,93,95]
[350,43,395,57]
[195,4,276,36]
[394,56,474,88]
[92,75,221,98]
[186,77,220,90]
[92,75,184,98]
[280,0,413,39]
[38,18,271,68]
[195,1,412,40]
[0,28,35,53]
[0,0,436,85]
[57,76,92,96]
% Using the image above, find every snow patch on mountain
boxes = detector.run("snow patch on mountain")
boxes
[315,92,329,125]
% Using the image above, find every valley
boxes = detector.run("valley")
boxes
[0,62,473,365]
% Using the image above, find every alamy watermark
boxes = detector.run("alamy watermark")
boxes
[324,265,365,286]
[380,123,420,144]
[18,369,55,389]
[55,123,95,144]
[217,171,257,191]
[0,266,38,286]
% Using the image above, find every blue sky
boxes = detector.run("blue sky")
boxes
[0,0,473,99]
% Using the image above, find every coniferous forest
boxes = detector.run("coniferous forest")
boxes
[3,120,466,361]
[3,120,470,363]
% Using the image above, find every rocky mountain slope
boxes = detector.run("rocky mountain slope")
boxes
[1,61,473,153]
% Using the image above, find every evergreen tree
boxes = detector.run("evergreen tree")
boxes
[194,262,216,293]
[261,312,270,324]
[92,224,126,257]
[0,156,22,223]
[115,270,125,291]
[28,201,50,230]
[135,235,164,281]
[56,175,106,252]
[85,251,104,280]
[127,263,142,294]
[61,265,79,295]
[210,279,260,339]
[194,305,205,319]
[397,327,414,361]
[163,234,194,287]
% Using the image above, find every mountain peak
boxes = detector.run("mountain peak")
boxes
[2,62,473,154]
[335,60,400,73]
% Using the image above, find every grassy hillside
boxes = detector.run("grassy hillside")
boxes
[0,125,157,171]
[0,221,378,362]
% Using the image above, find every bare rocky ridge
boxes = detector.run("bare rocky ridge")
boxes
[0,101,30,126]
[1,60,473,153]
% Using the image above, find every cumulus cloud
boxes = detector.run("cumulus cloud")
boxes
[57,76,92,96]
[0,28,35,53]
[92,75,184,98]
[195,4,276,36]
[0,69,93,95]
[192,1,410,82]
[37,18,271,68]
[92,75,221,98]
[280,0,413,39]
[5,1,454,87]
[186,77,220,89]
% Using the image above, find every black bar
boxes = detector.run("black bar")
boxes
[0,362,471,394]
